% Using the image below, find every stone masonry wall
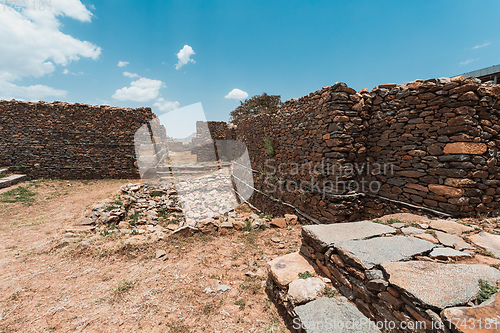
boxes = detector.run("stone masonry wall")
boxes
[0,100,154,179]
[199,76,500,219]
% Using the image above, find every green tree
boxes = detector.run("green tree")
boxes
[229,93,282,124]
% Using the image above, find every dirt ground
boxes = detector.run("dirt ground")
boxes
[0,179,300,333]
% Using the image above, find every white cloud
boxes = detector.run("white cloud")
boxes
[0,80,67,101]
[112,77,163,102]
[225,88,248,100]
[117,61,129,68]
[459,58,478,66]
[153,98,180,112]
[473,42,491,49]
[123,71,139,78]
[63,68,70,74]
[0,0,100,100]
[175,45,195,70]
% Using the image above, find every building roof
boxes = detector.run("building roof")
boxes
[461,64,500,83]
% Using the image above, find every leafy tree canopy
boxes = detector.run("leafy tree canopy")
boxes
[229,93,282,124]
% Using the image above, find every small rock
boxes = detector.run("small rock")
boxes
[155,250,166,260]
[220,221,233,228]
[270,218,287,228]
[118,221,130,229]
[429,248,471,260]
[401,226,425,235]
[271,237,281,243]
[284,214,298,225]
[217,282,231,292]
[76,218,94,226]
[287,277,326,305]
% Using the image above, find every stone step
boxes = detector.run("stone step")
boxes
[0,174,27,189]
[0,167,8,176]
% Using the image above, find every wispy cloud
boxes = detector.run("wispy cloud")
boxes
[175,45,195,70]
[112,77,163,102]
[473,42,491,49]
[117,61,129,67]
[459,58,478,66]
[123,71,139,78]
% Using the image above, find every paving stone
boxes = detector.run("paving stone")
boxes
[441,292,500,333]
[287,277,326,305]
[267,252,316,288]
[429,219,474,234]
[336,236,436,269]
[270,218,286,228]
[429,248,472,260]
[469,232,500,258]
[302,221,396,251]
[294,297,380,332]
[414,233,440,244]
[379,213,429,224]
[401,226,425,235]
[382,261,500,310]
[435,231,474,250]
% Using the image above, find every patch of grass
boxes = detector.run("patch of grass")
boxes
[263,315,285,333]
[387,218,402,224]
[0,186,37,205]
[263,134,275,156]
[113,200,123,206]
[298,271,315,279]
[373,219,383,224]
[149,190,162,197]
[243,219,252,232]
[109,279,137,302]
[409,222,419,228]
[322,286,339,298]
[241,277,261,294]
[425,230,436,236]
[128,211,139,226]
[105,205,118,212]
[477,279,498,303]
[234,298,246,310]
[165,321,189,332]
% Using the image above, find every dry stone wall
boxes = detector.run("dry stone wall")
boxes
[200,77,500,219]
[0,100,154,179]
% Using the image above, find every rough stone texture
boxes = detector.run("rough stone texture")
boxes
[441,292,500,333]
[382,261,500,310]
[429,248,472,260]
[428,185,465,198]
[302,221,396,251]
[401,226,425,235]
[414,233,439,244]
[469,232,500,258]
[287,277,326,305]
[0,100,154,179]
[267,252,316,288]
[337,236,435,269]
[294,297,380,333]
[429,220,475,234]
[435,231,475,250]
[443,142,488,155]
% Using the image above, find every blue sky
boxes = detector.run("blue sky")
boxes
[1,0,499,121]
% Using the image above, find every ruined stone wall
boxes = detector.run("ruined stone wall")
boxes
[0,100,154,179]
[199,76,500,219]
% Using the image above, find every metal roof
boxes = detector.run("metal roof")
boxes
[461,64,500,78]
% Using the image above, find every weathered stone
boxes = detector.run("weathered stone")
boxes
[267,252,316,288]
[366,279,388,292]
[302,221,396,251]
[155,249,167,259]
[434,231,474,250]
[336,236,436,269]
[414,233,439,244]
[443,142,488,155]
[382,261,500,310]
[287,277,326,305]
[294,297,380,332]
[284,214,298,225]
[401,227,425,235]
[379,213,428,224]
[444,178,477,188]
[429,219,474,234]
[429,248,472,260]
[428,184,464,198]
[469,232,500,258]
[441,292,500,333]
[270,218,287,228]
[76,218,94,226]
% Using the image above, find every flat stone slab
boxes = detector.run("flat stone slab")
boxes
[336,236,435,269]
[441,292,500,333]
[401,226,425,235]
[469,232,500,258]
[294,297,380,332]
[382,261,500,310]
[288,277,326,305]
[379,213,429,224]
[435,231,474,250]
[302,221,395,251]
[267,252,316,288]
[429,248,472,260]
[429,219,474,234]
[0,174,27,189]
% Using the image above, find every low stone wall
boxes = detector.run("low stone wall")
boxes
[0,100,154,179]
